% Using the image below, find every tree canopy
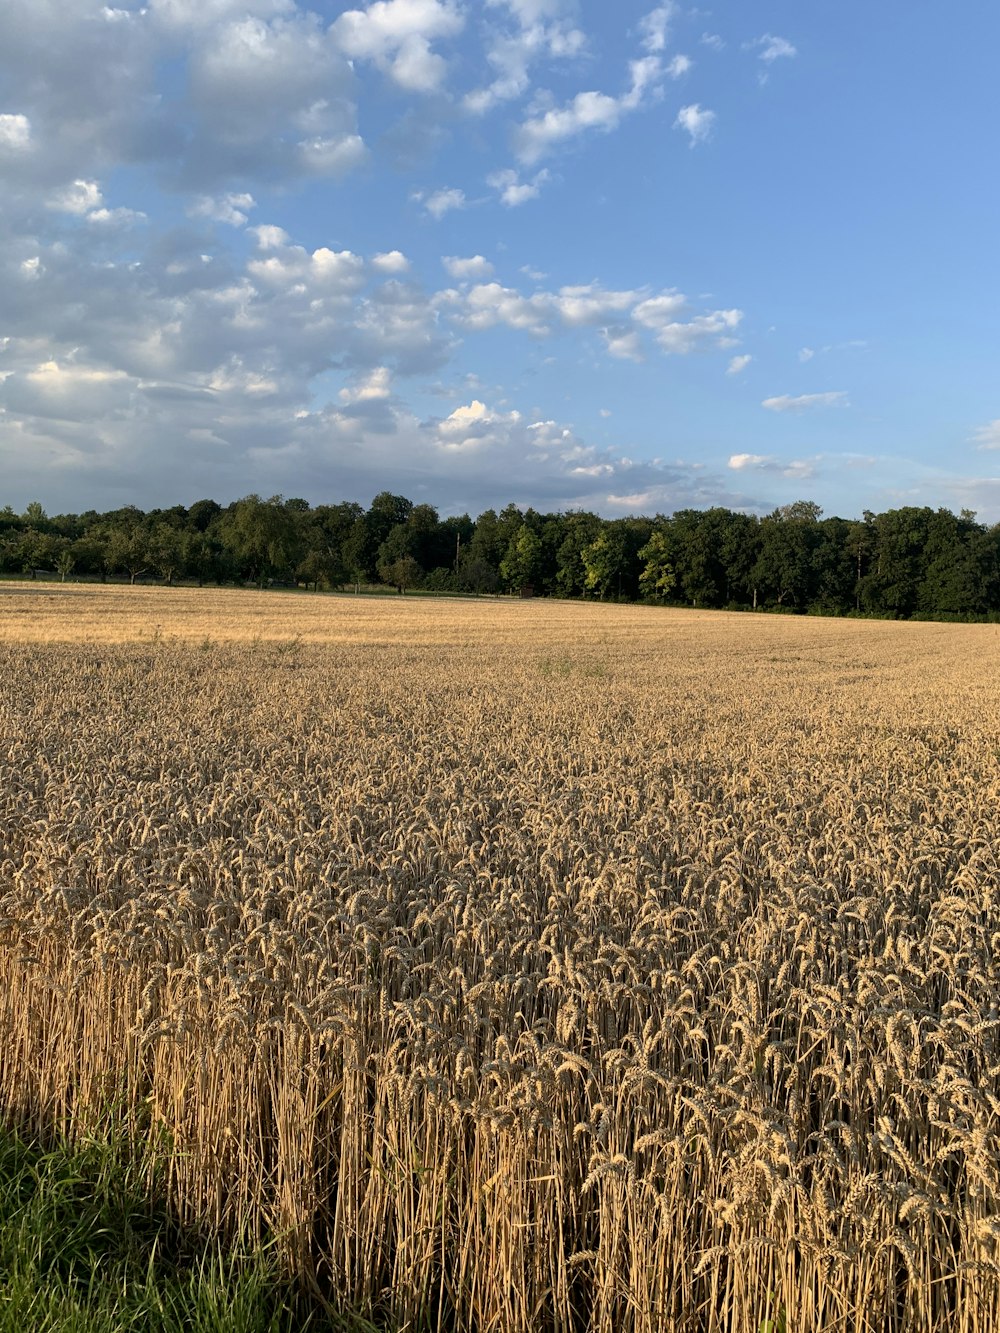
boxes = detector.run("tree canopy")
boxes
[4,493,1000,621]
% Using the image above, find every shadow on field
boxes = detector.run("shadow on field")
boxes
[0,1112,379,1333]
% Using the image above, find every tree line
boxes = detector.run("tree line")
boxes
[3,493,999,620]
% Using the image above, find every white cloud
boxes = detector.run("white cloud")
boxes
[149,0,294,34]
[726,354,752,375]
[246,242,366,296]
[208,357,279,396]
[422,187,467,218]
[464,0,585,116]
[188,193,256,226]
[516,90,623,162]
[487,167,551,206]
[798,347,815,362]
[754,34,797,64]
[486,0,571,23]
[251,224,290,250]
[0,113,32,151]
[700,33,724,51]
[603,329,642,361]
[638,5,673,54]
[183,13,363,185]
[447,281,552,335]
[729,452,816,479]
[436,398,518,450]
[674,103,715,146]
[298,133,367,176]
[372,250,410,273]
[442,254,495,281]
[11,359,132,422]
[632,292,686,328]
[762,391,848,412]
[332,0,464,93]
[634,297,741,353]
[972,420,1000,451]
[439,277,742,359]
[339,365,393,403]
[47,180,104,214]
[666,54,691,78]
[556,284,636,326]
[513,56,663,164]
[86,206,147,227]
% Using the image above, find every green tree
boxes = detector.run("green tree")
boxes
[752,502,823,609]
[555,512,603,597]
[55,548,75,582]
[376,523,421,588]
[638,527,677,602]
[861,507,933,617]
[499,523,542,591]
[222,495,303,587]
[582,518,653,600]
[187,498,222,533]
[148,523,185,585]
[106,526,150,585]
[917,508,987,617]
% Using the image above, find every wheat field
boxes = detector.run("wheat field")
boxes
[2,583,1000,1331]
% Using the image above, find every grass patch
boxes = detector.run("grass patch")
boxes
[0,1122,371,1333]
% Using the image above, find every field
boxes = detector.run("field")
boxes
[2,583,1000,1332]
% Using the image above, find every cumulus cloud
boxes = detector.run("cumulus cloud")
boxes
[674,103,714,146]
[726,354,752,375]
[339,365,393,403]
[372,250,410,273]
[46,180,104,214]
[0,0,768,516]
[435,398,520,450]
[298,133,367,177]
[633,296,741,353]
[603,329,643,361]
[0,113,32,151]
[149,0,295,34]
[666,54,691,78]
[442,254,495,280]
[762,391,848,412]
[972,420,1000,451]
[87,206,147,227]
[332,0,464,93]
[728,453,816,479]
[188,192,256,225]
[486,167,551,206]
[420,187,467,218]
[798,347,815,362]
[637,5,673,54]
[181,13,365,186]
[753,34,797,64]
[513,56,663,164]
[463,0,585,116]
[437,276,742,360]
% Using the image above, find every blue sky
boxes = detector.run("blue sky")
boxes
[2,0,999,519]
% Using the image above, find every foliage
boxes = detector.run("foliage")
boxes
[5,490,1000,621]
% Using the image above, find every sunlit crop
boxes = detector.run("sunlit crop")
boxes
[2,584,1000,1331]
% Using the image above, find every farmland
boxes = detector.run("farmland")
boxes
[2,584,1000,1331]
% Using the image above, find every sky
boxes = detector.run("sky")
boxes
[2,0,1000,521]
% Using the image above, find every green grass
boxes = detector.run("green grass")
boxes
[0,1122,374,1333]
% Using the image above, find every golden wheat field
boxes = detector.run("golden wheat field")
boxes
[2,582,1000,1332]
